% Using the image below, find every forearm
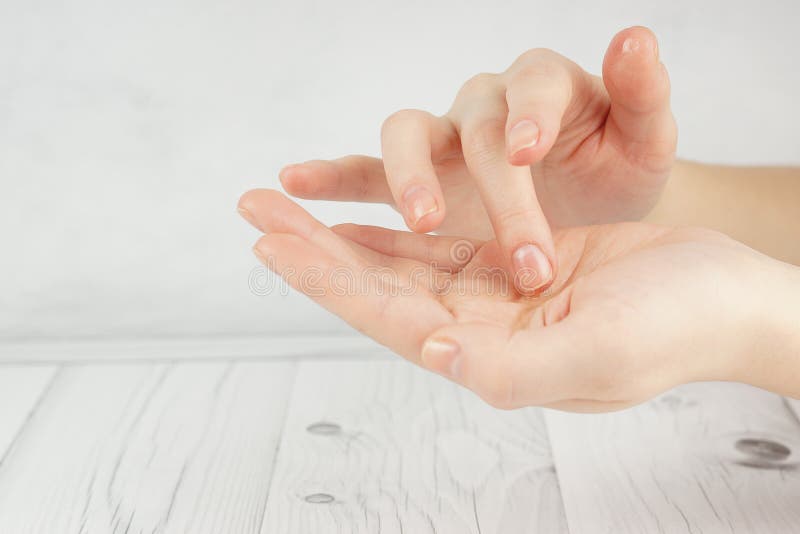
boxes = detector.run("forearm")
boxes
[645,160,800,265]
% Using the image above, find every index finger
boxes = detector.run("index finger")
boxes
[448,76,556,295]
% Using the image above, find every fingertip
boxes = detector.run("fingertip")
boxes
[421,323,520,409]
[238,188,316,237]
[277,163,297,185]
[400,184,446,233]
[604,26,661,83]
[409,208,446,234]
[608,26,659,63]
[507,147,538,166]
[420,334,462,379]
[421,322,478,373]
[237,206,259,230]
[279,163,319,197]
[506,141,552,167]
[238,188,285,231]
[236,188,259,212]
[505,117,555,166]
[252,233,278,265]
[603,26,669,112]
[493,209,558,296]
[237,190,264,230]
[252,232,315,283]
[238,188,287,211]
[511,242,556,296]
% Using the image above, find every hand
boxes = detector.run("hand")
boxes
[238,190,800,411]
[278,26,677,295]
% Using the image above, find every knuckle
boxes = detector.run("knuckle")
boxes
[514,47,558,65]
[381,109,427,135]
[513,47,559,70]
[507,48,575,94]
[509,66,571,100]
[458,72,499,97]
[513,62,566,86]
[449,73,501,120]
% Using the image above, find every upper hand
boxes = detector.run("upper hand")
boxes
[278,26,677,295]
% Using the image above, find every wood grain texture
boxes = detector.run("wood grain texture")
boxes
[0,362,295,533]
[546,382,800,534]
[0,335,386,364]
[261,360,567,534]
[0,366,57,463]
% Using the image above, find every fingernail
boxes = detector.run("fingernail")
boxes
[402,185,438,226]
[238,207,261,230]
[622,37,657,59]
[421,337,461,378]
[508,120,540,156]
[622,37,640,54]
[512,243,552,294]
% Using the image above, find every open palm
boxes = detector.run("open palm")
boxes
[241,190,767,412]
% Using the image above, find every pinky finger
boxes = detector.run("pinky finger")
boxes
[254,233,453,362]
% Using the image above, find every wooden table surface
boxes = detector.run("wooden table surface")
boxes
[0,337,798,533]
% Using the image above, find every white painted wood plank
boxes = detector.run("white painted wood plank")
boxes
[0,366,57,463]
[0,335,387,363]
[262,360,567,534]
[546,382,800,534]
[0,361,295,533]
[787,396,800,423]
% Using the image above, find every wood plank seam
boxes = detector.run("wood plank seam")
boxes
[0,366,62,469]
[257,364,300,532]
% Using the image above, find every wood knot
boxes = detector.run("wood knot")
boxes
[306,421,342,435]
[734,438,792,467]
[304,493,335,504]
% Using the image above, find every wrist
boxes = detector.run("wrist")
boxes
[740,257,800,397]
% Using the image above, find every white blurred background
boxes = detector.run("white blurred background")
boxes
[1,0,798,342]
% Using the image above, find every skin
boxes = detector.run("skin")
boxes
[238,191,800,410]
[279,26,676,295]
[646,160,800,266]
[238,26,800,410]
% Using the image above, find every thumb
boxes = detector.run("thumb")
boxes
[602,26,677,154]
[418,311,592,409]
